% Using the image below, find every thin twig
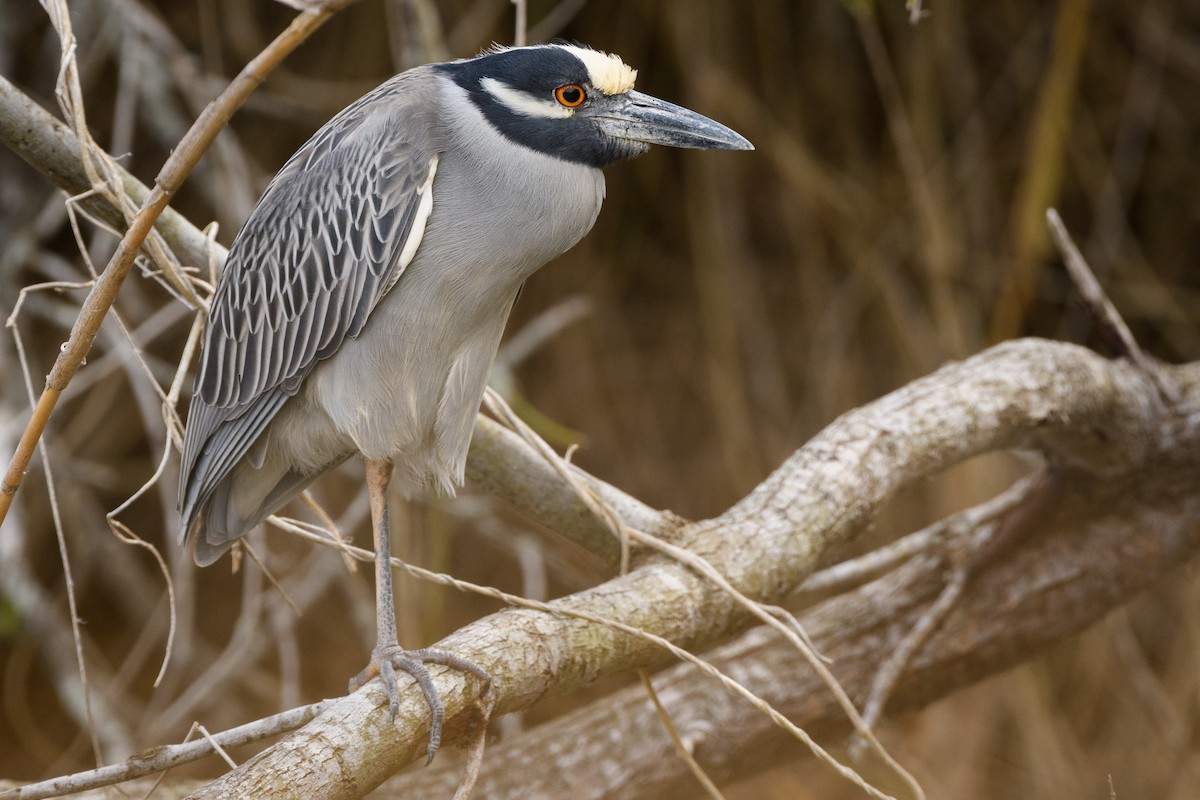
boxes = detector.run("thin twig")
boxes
[274,519,900,800]
[196,724,238,770]
[480,389,924,800]
[150,561,266,736]
[801,469,1045,602]
[107,514,176,687]
[244,541,303,618]
[622,521,922,798]
[852,558,971,760]
[1045,208,1175,401]
[0,701,338,800]
[13,325,105,765]
[482,388,632,573]
[795,527,941,599]
[301,491,359,573]
[0,8,338,525]
[449,686,495,800]
[639,670,725,800]
[852,471,1053,757]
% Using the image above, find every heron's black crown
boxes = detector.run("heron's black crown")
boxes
[437,45,648,168]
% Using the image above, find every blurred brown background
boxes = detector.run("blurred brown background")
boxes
[1,0,1198,797]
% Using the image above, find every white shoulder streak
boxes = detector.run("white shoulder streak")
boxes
[389,154,438,291]
[480,77,572,119]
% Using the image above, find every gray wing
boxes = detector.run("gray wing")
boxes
[179,72,441,538]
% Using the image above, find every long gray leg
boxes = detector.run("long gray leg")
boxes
[349,458,490,763]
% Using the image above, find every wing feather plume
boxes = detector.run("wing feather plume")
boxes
[179,72,441,542]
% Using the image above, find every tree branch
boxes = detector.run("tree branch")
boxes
[387,462,1200,798]
[0,701,338,800]
[5,28,1198,800]
[0,7,339,523]
[186,340,1200,798]
[0,73,655,566]
[0,74,221,271]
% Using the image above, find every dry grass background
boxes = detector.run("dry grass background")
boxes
[1,0,1199,797]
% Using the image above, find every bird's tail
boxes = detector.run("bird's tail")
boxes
[184,460,334,566]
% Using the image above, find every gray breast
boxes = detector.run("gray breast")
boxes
[291,77,606,495]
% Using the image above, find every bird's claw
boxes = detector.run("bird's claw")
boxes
[349,644,491,764]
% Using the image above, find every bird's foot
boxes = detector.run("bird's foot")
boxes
[349,644,491,763]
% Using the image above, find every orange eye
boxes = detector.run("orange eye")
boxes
[554,84,586,108]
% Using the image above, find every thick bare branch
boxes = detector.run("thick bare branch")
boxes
[6,35,1198,800]
[467,415,671,565]
[186,341,1200,798]
[388,464,1200,798]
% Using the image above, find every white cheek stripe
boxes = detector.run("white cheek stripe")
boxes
[388,154,438,292]
[481,77,573,119]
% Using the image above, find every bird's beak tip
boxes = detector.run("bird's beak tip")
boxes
[596,91,754,154]
[727,135,755,152]
[687,128,755,153]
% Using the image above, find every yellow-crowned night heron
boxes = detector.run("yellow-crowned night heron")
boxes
[179,43,752,760]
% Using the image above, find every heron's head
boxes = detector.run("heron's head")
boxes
[438,43,753,167]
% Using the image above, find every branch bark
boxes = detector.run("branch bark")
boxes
[387,462,1200,797]
[5,41,1199,800]
[186,341,1200,798]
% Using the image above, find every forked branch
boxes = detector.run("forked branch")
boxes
[184,339,1200,799]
